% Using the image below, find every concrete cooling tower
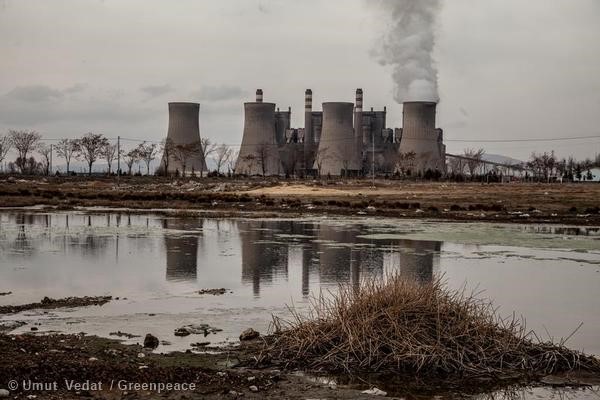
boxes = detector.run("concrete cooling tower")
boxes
[314,102,361,176]
[235,90,281,175]
[160,102,207,175]
[397,102,446,173]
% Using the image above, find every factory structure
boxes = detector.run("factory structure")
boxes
[159,89,446,177]
[234,89,446,176]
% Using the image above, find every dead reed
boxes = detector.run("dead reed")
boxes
[267,275,600,379]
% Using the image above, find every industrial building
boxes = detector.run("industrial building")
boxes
[234,89,446,176]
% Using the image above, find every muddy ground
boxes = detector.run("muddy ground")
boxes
[0,176,599,225]
[2,332,598,400]
[1,297,599,399]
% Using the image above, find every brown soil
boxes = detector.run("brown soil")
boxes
[0,296,112,315]
[0,333,598,399]
[0,176,599,225]
[0,333,417,399]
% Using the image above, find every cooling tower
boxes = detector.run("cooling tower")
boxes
[397,102,446,174]
[160,102,207,175]
[234,90,281,175]
[314,102,361,176]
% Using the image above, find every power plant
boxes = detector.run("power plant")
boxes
[159,102,207,175]
[233,89,446,176]
[161,90,445,177]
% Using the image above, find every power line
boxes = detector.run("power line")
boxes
[446,135,600,143]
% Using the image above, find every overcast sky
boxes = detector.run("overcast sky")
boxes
[1,0,599,160]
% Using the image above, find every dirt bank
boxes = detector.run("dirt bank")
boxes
[0,296,112,315]
[0,176,599,225]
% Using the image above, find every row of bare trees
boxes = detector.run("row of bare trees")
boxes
[159,138,236,176]
[527,151,598,182]
[0,130,239,177]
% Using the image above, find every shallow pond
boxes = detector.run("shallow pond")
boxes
[0,211,599,398]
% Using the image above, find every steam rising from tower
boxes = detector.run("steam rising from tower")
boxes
[374,0,440,102]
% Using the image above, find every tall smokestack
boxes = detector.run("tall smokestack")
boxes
[354,88,364,148]
[304,89,314,171]
[256,89,263,103]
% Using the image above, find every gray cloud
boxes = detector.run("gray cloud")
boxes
[0,84,157,126]
[193,85,246,102]
[63,84,87,94]
[140,84,173,97]
[6,85,64,103]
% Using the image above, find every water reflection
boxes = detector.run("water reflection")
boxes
[163,219,202,282]
[0,212,440,297]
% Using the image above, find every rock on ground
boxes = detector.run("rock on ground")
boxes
[143,333,159,349]
[239,328,260,341]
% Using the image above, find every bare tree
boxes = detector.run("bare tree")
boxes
[55,138,79,174]
[78,133,109,175]
[463,148,485,176]
[102,143,117,174]
[447,156,463,175]
[137,142,157,175]
[227,150,239,174]
[527,151,556,182]
[395,151,417,176]
[160,138,175,175]
[255,142,273,176]
[37,143,52,175]
[200,138,216,177]
[0,134,12,172]
[124,148,140,175]
[314,146,330,177]
[213,143,232,174]
[9,130,41,173]
[173,142,200,177]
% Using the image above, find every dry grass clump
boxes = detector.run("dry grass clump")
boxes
[268,275,600,379]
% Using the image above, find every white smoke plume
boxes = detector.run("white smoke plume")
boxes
[373,0,441,103]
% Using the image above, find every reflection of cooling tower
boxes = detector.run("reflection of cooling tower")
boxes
[398,102,446,173]
[238,220,288,296]
[314,102,361,175]
[398,239,440,284]
[161,102,207,174]
[235,90,281,175]
[163,219,200,282]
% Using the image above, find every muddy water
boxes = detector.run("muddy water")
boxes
[0,211,599,397]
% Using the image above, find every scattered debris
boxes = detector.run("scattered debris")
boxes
[191,341,211,348]
[198,288,229,295]
[109,331,140,339]
[174,324,222,337]
[249,385,258,392]
[0,321,27,332]
[362,387,387,396]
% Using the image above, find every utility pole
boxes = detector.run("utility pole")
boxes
[49,144,53,176]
